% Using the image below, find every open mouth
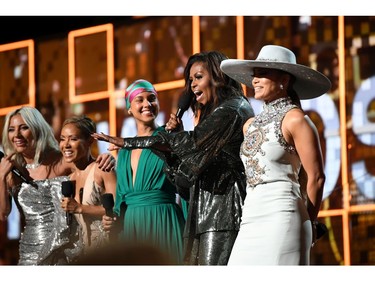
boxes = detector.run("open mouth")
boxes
[14,140,27,147]
[141,109,155,116]
[63,151,74,157]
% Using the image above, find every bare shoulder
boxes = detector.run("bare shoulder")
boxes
[93,162,116,193]
[243,117,255,135]
[283,108,307,128]
[283,108,319,143]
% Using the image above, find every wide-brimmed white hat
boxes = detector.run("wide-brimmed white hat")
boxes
[220,45,331,100]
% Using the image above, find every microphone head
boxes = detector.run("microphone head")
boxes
[0,151,4,159]
[101,193,114,210]
[62,181,75,197]
[177,92,194,112]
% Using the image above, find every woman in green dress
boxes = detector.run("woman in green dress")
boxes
[103,79,185,264]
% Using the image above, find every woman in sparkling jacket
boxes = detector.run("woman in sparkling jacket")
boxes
[93,51,254,265]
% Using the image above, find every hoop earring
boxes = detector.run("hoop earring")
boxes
[128,110,132,115]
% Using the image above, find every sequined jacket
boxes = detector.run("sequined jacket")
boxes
[122,96,254,237]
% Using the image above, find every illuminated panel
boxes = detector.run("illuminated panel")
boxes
[152,16,196,94]
[192,16,200,54]
[236,16,247,94]
[68,24,114,104]
[338,15,351,266]
[236,16,244,59]
[154,80,185,92]
[0,40,35,116]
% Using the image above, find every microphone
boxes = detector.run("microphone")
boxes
[101,193,115,218]
[0,151,32,184]
[62,180,75,226]
[167,92,194,133]
[176,92,194,119]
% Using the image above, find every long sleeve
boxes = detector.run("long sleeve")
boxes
[121,97,254,195]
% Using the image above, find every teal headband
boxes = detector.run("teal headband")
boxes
[125,79,157,109]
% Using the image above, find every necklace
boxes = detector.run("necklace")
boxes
[25,163,41,169]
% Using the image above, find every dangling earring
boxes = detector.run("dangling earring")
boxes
[280,84,284,90]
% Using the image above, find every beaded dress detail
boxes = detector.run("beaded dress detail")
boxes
[241,97,298,187]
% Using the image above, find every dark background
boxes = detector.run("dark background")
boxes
[0,16,132,45]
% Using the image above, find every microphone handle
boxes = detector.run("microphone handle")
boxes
[106,209,114,218]
[65,194,74,226]
[176,108,184,119]
[12,168,31,184]
[0,151,30,184]
[66,212,72,225]
[167,108,184,133]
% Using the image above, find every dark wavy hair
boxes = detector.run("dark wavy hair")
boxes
[183,51,244,123]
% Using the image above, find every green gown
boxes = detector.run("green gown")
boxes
[114,126,185,264]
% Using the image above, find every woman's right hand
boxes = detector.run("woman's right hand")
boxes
[165,113,183,132]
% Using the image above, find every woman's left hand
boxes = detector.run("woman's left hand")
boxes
[92,132,124,150]
[61,197,81,214]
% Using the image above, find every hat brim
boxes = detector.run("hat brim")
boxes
[220,59,332,100]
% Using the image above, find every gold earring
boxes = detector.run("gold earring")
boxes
[128,110,132,115]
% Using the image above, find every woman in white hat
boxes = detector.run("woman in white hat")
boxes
[220,45,331,265]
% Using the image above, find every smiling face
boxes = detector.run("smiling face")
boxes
[59,123,91,165]
[189,62,212,106]
[7,114,35,157]
[252,67,290,103]
[129,91,159,124]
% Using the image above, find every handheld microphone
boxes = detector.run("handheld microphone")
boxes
[176,92,194,119]
[62,180,75,226]
[101,193,115,218]
[0,151,32,184]
[167,92,194,133]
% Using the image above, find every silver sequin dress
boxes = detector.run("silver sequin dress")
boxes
[228,97,313,265]
[11,176,82,265]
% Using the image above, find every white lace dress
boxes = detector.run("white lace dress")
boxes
[228,97,313,265]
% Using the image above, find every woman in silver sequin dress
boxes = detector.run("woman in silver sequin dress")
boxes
[0,106,115,265]
[220,45,331,265]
